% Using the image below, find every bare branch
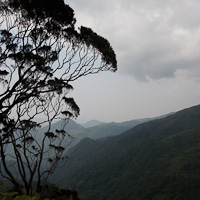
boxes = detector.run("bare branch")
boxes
[0,0,117,196]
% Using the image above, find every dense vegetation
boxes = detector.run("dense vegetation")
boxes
[52,105,200,200]
[0,181,80,200]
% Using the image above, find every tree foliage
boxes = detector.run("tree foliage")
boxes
[0,0,117,196]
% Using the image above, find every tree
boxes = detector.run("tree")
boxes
[0,0,117,196]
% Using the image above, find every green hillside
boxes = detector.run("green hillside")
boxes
[38,115,167,148]
[51,105,200,200]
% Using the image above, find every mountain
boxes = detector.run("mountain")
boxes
[38,113,171,148]
[74,113,173,142]
[39,119,84,133]
[2,113,171,164]
[82,120,104,128]
[51,104,200,200]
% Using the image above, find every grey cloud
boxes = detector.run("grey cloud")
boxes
[67,0,200,81]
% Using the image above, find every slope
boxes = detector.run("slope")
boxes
[52,104,200,200]
[38,114,169,148]
[82,120,104,128]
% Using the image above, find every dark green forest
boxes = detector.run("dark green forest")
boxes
[51,104,200,200]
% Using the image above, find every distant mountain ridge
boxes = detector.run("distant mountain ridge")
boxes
[51,104,200,200]
[82,120,104,128]
[4,112,173,163]
[40,112,173,148]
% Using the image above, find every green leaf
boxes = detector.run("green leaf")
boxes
[31,193,40,200]
[69,194,73,200]
[14,195,31,200]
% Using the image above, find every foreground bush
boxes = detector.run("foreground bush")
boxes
[0,182,79,200]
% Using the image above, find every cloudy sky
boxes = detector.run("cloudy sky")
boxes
[65,0,200,123]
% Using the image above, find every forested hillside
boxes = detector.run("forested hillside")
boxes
[38,114,169,148]
[51,105,200,200]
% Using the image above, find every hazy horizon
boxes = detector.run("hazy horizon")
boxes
[65,0,200,124]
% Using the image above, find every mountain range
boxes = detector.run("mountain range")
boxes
[36,113,171,150]
[50,104,200,200]
[82,120,104,128]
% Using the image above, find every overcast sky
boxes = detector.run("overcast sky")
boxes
[65,0,200,123]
